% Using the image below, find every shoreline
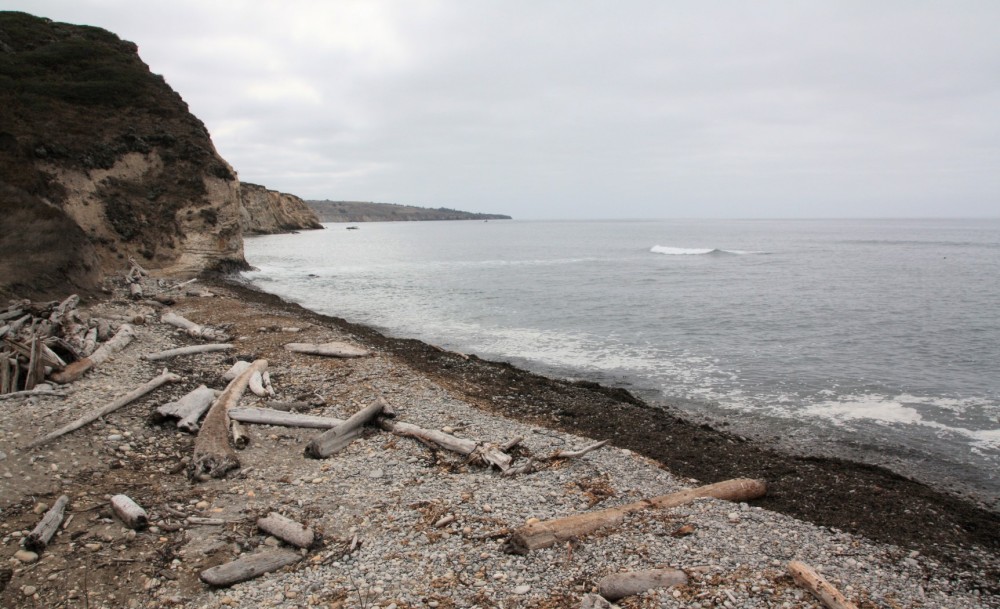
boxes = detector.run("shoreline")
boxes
[217,276,1000,578]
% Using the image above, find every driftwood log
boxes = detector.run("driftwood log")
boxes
[189,359,268,481]
[380,418,512,471]
[788,561,859,609]
[248,370,275,397]
[28,369,181,448]
[111,495,149,530]
[506,478,767,553]
[144,343,233,361]
[23,495,70,552]
[231,420,251,449]
[50,324,135,384]
[229,407,343,429]
[156,385,219,432]
[0,388,69,401]
[257,512,315,548]
[284,342,370,358]
[200,549,301,587]
[161,311,228,341]
[598,568,688,601]
[222,360,251,381]
[304,400,386,458]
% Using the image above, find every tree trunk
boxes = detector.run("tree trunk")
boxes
[506,478,767,553]
[143,343,233,361]
[257,512,315,548]
[50,324,135,384]
[199,549,301,587]
[23,495,70,552]
[787,561,859,609]
[229,407,344,429]
[303,399,384,458]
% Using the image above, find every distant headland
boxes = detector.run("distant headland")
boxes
[307,200,512,223]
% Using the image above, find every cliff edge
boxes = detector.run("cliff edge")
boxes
[240,182,323,234]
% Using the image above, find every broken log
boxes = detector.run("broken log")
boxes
[50,324,135,384]
[129,282,144,300]
[304,399,385,458]
[189,359,268,480]
[161,311,228,341]
[506,478,767,553]
[231,420,250,449]
[598,568,688,601]
[788,561,859,609]
[222,360,252,381]
[257,512,315,548]
[111,495,148,530]
[28,369,181,448]
[199,548,301,587]
[23,338,44,391]
[144,343,234,361]
[23,494,70,552]
[81,327,98,357]
[229,407,343,429]
[284,341,370,358]
[248,370,267,397]
[380,419,512,471]
[160,278,198,293]
[156,385,218,432]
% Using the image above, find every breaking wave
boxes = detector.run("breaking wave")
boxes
[650,245,763,256]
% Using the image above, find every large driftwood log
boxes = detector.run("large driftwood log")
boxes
[598,569,688,601]
[380,419,513,471]
[257,512,315,548]
[23,495,70,552]
[111,495,149,530]
[788,561,859,609]
[50,324,135,384]
[229,407,344,429]
[222,360,252,381]
[199,549,301,587]
[156,385,219,432]
[161,311,228,341]
[189,359,268,481]
[284,342,370,358]
[304,400,385,458]
[144,343,233,361]
[28,369,181,448]
[506,478,767,553]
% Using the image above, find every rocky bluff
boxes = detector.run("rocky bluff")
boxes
[0,12,320,299]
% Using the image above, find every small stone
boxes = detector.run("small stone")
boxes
[22,585,37,596]
[482,504,493,513]
[264,536,281,547]
[442,426,455,434]
[727,512,740,523]
[195,500,209,510]
[512,585,531,595]
[369,469,384,479]
[108,434,123,442]
[33,502,48,514]
[14,549,39,563]
[284,590,298,599]
[85,543,102,551]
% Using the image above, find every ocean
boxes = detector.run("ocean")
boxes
[243,218,1000,507]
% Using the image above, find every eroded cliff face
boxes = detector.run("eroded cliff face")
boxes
[240,183,323,234]
[0,12,245,297]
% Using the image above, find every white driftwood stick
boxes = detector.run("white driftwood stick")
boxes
[231,420,250,449]
[257,512,314,548]
[304,400,384,458]
[156,385,219,432]
[222,360,252,381]
[262,371,275,396]
[248,370,267,397]
[81,327,98,357]
[161,311,227,341]
[189,359,268,480]
[23,495,70,552]
[507,478,767,553]
[144,343,233,361]
[28,369,181,448]
[229,407,344,429]
[550,439,609,459]
[788,561,860,609]
[199,549,301,587]
[0,388,70,401]
[598,569,688,601]
[50,324,135,384]
[111,494,149,530]
[161,278,198,293]
[380,419,512,471]
[284,341,370,358]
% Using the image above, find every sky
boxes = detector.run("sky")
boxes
[5,1,1000,219]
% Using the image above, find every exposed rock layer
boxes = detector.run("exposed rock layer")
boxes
[240,183,322,235]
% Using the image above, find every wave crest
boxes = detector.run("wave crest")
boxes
[650,246,762,256]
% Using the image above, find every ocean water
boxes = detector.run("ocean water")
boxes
[243,218,1000,506]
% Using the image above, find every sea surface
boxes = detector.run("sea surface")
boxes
[243,219,1000,507]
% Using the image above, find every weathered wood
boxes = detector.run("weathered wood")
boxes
[156,385,219,432]
[110,495,149,530]
[788,561,859,609]
[248,370,267,397]
[257,512,315,548]
[380,419,513,471]
[50,324,135,384]
[23,494,70,552]
[28,369,181,448]
[304,400,384,458]
[81,327,98,357]
[160,277,198,293]
[0,387,69,401]
[222,360,251,381]
[129,282,144,300]
[0,357,11,394]
[199,548,301,587]
[189,359,268,480]
[143,343,234,361]
[229,407,344,429]
[598,569,688,601]
[24,338,44,391]
[231,420,250,449]
[4,337,64,369]
[284,341,370,358]
[161,311,228,341]
[506,478,767,553]
[550,440,609,460]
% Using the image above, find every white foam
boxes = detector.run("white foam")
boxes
[650,246,764,256]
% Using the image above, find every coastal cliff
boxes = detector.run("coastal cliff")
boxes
[240,182,323,234]
[308,200,512,223]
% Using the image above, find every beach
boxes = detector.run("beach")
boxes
[1,275,997,608]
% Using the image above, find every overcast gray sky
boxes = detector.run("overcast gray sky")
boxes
[7,1,1000,219]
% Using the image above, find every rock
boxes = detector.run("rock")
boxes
[13,549,39,563]
[512,585,531,595]
[579,593,616,609]
[22,585,37,596]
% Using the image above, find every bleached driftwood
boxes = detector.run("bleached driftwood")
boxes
[550,439,608,459]
[788,561,859,609]
[284,342,370,358]
[156,385,219,432]
[229,407,343,429]
[23,495,70,552]
[304,400,385,458]
[0,388,69,401]
[199,548,301,587]
[598,568,688,601]
[81,327,98,356]
[24,338,44,391]
[223,360,252,381]
[189,359,268,481]
[231,420,250,449]
[50,324,135,384]
[28,369,181,448]
[247,370,274,397]
[143,343,233,361]
[380,418,513,471]
[111,494,149,530]
[160,278,198,294]
[129,282,144,300]
[506,478,767,553]
[161,311,228,341]
[257,512,314,548]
